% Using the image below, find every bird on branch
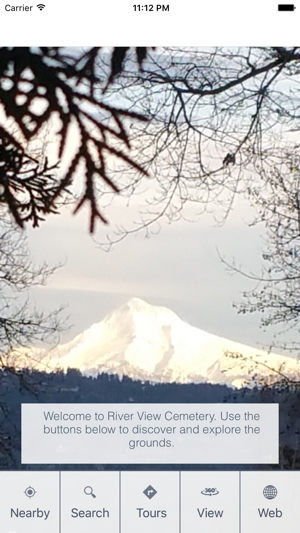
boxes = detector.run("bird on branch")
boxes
[223,153,236,167]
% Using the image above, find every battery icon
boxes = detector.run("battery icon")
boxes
[278,3,296,9]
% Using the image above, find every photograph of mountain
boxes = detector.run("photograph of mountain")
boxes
[29,298,300,389]
[0,47,300,471]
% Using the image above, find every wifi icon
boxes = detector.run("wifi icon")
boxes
[37,3,45,9]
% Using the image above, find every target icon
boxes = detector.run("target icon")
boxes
[24,486,36,498]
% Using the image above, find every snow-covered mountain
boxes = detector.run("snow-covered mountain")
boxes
[38,298,300,388]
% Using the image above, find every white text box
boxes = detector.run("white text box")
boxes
[22,403,278,464]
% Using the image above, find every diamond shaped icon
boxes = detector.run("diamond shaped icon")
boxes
[143,485,157,499]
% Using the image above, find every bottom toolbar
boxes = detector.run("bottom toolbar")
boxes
[0,470,298,533]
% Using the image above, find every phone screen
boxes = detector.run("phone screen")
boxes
[0,10,298,532]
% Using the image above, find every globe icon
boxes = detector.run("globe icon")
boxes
[263,485,277,499]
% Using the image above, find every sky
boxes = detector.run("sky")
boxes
[25,192,283,354]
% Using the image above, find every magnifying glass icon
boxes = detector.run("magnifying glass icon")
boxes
[84,486,96,498]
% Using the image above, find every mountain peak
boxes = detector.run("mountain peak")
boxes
[107,298,180,331]
[127,297,149,307]
[126,297,176,316]
[41,299,300,388]
[126,297,156,313]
